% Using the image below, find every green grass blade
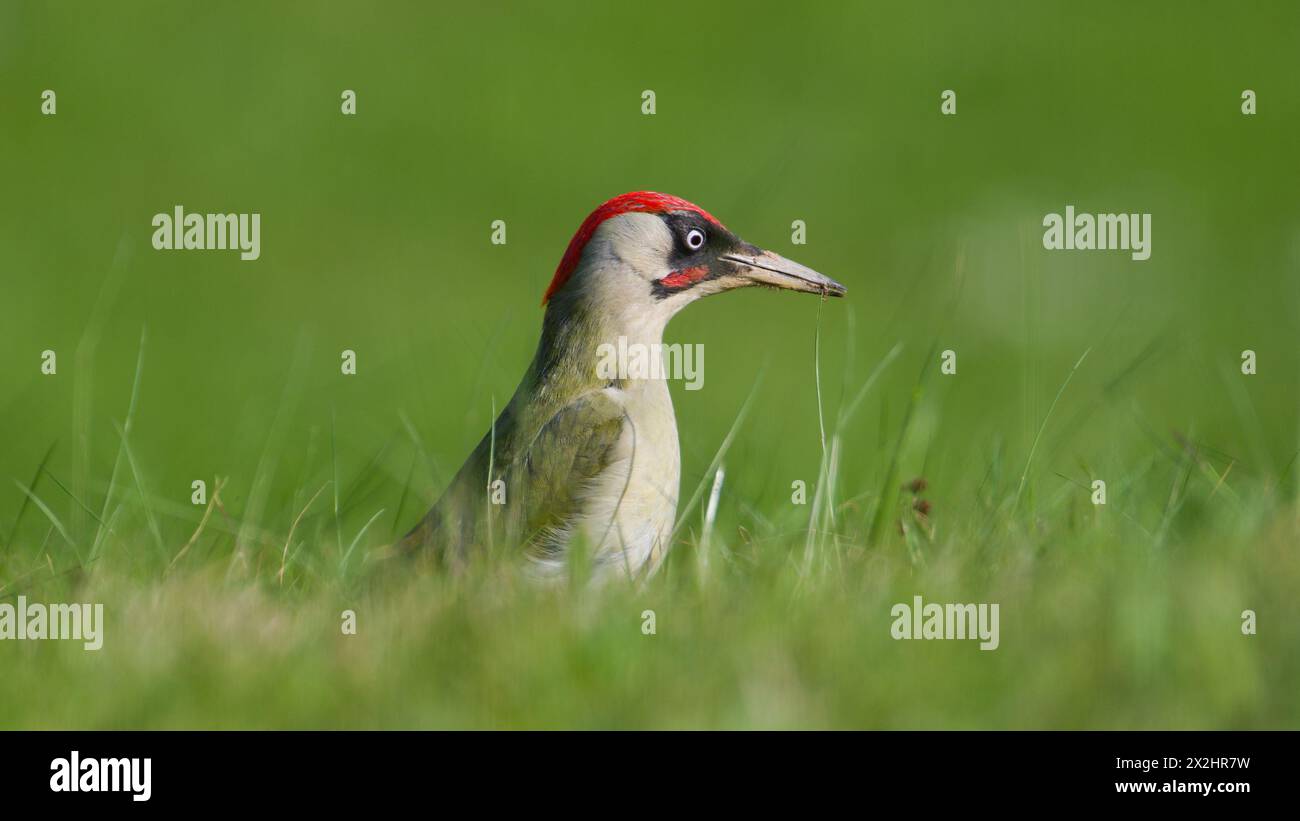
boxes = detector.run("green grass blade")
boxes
[1013,348,1091,513]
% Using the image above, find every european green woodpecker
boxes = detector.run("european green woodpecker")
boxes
[401,191,845,582]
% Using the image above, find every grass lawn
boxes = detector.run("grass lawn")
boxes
[1,1,1297,728]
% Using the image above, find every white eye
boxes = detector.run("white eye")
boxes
[685,228,706,251]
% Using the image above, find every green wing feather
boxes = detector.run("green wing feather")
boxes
[399,389,627,563]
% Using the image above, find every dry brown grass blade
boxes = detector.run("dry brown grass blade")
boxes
[167,476,228,574]
[278,482,331,586]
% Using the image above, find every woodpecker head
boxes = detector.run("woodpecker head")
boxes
[541,192,845,323]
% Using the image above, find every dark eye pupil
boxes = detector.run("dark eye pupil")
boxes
[687,229,705,249]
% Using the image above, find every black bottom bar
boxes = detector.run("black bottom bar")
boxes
[2,730,1287,808]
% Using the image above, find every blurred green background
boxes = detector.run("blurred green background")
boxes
[1,1,1297,728]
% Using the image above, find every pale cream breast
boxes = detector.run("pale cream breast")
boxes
[579,379,680,583]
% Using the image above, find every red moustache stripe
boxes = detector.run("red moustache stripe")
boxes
[659,266,710,290]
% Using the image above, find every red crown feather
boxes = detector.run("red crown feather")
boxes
[541,191,723,305]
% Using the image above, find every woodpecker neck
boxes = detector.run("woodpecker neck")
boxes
[535,233,696,389]
[534,283,674,391]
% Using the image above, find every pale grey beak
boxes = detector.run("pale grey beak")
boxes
[721,250,846,297]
